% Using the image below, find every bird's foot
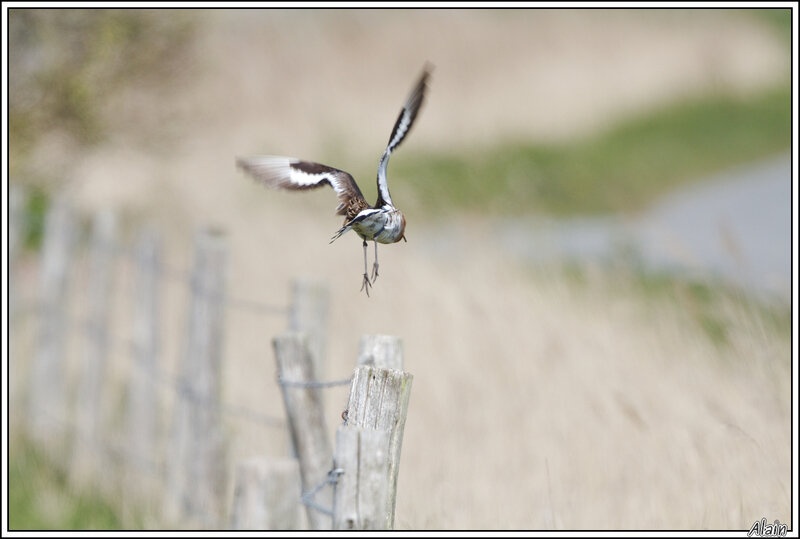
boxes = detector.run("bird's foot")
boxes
[371,261,379,283]
[360,273,372,297]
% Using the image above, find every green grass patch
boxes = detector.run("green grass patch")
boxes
[19,183,50,251]
[748,7,792,43]
[9,434,127,530]
[397,85,790,217]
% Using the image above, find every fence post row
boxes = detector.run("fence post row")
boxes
[333,338,413,530]
[29,195,76,447]
[13,190,416,531]
[167,227,229,528]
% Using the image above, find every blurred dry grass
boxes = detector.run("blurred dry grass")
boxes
[9,220,791,529]
[8,8,792,530]
[368,250,790,529]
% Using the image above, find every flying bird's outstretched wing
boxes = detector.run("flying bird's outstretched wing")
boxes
[236,156,369,220]
[375,66,431,208]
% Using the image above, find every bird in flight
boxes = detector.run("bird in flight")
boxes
[237,66,430,296]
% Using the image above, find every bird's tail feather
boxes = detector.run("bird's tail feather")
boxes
[329,224,351,244]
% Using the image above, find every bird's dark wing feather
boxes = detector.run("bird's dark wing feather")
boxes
[375,66,431,208]
[237,155,369,220]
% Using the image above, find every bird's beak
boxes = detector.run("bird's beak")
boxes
[402,235,407,242]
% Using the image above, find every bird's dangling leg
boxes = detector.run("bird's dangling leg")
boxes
[371,240,380,282]
[360,239,372,296]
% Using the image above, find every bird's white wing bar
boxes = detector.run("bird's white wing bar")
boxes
[375,66,431,208]
[237,155,337,188]
[237,155,367,216]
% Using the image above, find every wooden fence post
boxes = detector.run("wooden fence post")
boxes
[288,279,328,380]
[72,210,117,482]
[125,228,162,495]
[273,332,333,530]
[29,195,75,446]
[167,227,229,527]
[230,457,302,530]
[334,343,412,530]
[332,427,392,530]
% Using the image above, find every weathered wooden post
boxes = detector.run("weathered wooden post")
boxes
[72,210,117,482]
[273,332,334,530]
[333,427,392,530]
[167,227,229,527]
[333,336,412,530]
[29,195,76,446]
[125,228,162,495]
[230,457,303,530]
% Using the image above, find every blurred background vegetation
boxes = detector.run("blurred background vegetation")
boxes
[8,9,791,226]
[9,9,198,249]
[7,7,792,530]
[9,10,195,171]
